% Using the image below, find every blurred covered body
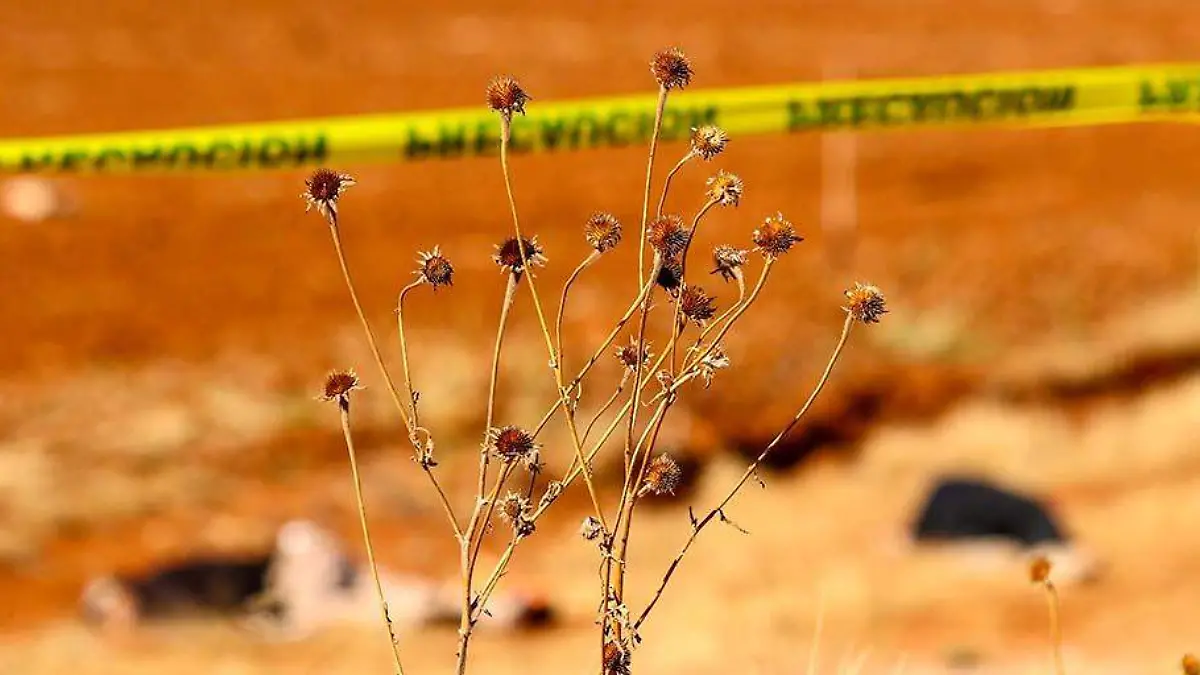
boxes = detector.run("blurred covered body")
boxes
[79,519,553,640]
[906,475,1105,586]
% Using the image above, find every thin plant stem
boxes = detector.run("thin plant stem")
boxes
[577,378,628,459]
[668,198,719,373]
[336,399,405,675]
[331,220,461,552]
[395,283,461,537]
[478,273,518,499]
[498,116,607,527]
[624,297,654,472]
[634,313,856,630]
[608,396,672,604]
[555,250,602,379]
[472,544,516,622]
[682,259,775,374]
[694,270,747,348]
[530,266,661,443]
[638,87,669,285]
[455,272,518,675]
[395,281,423,422]
[1044,581,1066,675]
[327,221,413,435]
[469,462,518,567]
[655,152,695,217]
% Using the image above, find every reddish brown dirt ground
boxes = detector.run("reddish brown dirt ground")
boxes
[3,0,1200,673]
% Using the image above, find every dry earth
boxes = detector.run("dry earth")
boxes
[2,0,1200,672]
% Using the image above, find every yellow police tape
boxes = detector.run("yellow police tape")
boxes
[2,63,1199,174]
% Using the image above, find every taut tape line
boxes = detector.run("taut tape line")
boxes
[2,63,1198,174]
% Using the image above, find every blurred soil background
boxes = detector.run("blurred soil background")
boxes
[2,0,1200,672]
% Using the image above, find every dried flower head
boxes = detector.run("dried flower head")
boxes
[650,48,693,90]
[615,336,652,372]
[1029,555,1052,584]
[488,425,540,465]
[415,246,454,289]
[710,245,748,282]
[643,454,683,496]
[655,257,684,294]
[677,284,717,326]
[498,492,535,538]
[843,283,888,324]
[486,76,531,117]
[584,212,623,253]
[579,516,604,542]
[603,642,632,675]
[1182,654,1200,675]
[690,125,729,161]
[697,344,731,388]
[705,170,744,207]
[301,169,356,224]
[646,214,690,258]
[319,369,363,404]
[752,212,804,257]
[493,236,547,275]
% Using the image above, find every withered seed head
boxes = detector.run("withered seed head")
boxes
[493,236,548,275]
[650,48,693,90]
[603,642,632,675]
[584,212,623,253]
[498,493,535,538]
[580,516,604,542]
[705,170,744,207]
[1182,654,1200,675]
[678,284,718,326]
[752,212,804,258]
[498,492,528,523]
[486,76,531,117]
[319,369,363,403]
[1029,555,1052,584]
[646,214,690,258]
[710,245,748,282]
[488,425,540,464]
[655,256,684,294]
[415,246,454,289]
[690,125,729,161]
[302,168,356,224]
[644,454,683,496]
[615,336,652,372]
[843,283,888,324]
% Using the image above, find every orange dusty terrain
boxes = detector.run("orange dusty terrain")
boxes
[2,0,1200,673]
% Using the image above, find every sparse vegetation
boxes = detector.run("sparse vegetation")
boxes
[303,48,885,674]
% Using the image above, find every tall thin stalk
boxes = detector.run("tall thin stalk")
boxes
[635,314,856,629]
[327,220,413,435]
[335,398,405,675]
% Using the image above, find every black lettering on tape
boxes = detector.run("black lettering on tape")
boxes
[608,110,633,146]
[257,138,290,167]
[1139,78,1200,112]
[94,148,126,170]
[789,84,1076,131]
[508,118,536,153]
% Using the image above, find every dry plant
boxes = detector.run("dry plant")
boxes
[1029,555,1066,675]
[299,48,887,675]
